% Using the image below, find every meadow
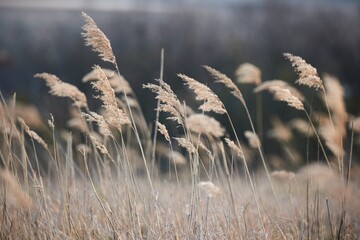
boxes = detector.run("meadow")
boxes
[0,12,359,239]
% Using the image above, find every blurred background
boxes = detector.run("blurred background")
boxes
[0,0,359,163]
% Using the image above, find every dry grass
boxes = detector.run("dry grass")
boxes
[0,13,359,240]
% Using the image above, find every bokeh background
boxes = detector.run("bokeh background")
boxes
[1,0,359,161]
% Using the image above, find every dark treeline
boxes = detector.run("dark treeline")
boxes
[0,0,359,131]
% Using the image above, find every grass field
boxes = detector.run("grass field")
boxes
[0,12,359,239]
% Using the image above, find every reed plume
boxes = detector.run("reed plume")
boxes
[83,68,133,95]
[352,117,360,133]
[174,137,197,154]
[254,80,305,101]
[186,113,225,138]
[82,111,112,137]
[18,117,48,149]
[203,65,245,105]
[268,86,304,111]
[198,181,221,197]
[225,138,244,160]
[89,134,110,157]
[323,74,348,138]
[35,73,88,109]
[235,63,262,85]
[267,117,293,142]
[157,122,171,142]
[178,74,226,115]
[290,118,314,136]
[90,65,130,129]
[271,170,295,182]
[144,81,184,126]
[244,131,261,148]
[82,12,116,64]
[284,53,325,91]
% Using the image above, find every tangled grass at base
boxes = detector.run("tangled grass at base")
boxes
[1,12,360,239]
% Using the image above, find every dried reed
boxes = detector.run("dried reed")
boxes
[235,63,262,85]
[186,113,225,138]
[82,12,116,64]
[203,65,245,105]
[178,74,226,115]
[35,73,88,109]
[17,117,48,149]
[284,53,325,91]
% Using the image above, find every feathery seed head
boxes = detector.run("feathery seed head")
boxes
[254,80,305,101]
[204,65,245,105]
[269,86,304,111]
[82,12,116,64]
[144,82,185,126]
[235,63,262,85]
[198,181,221,197]
[18,117,48,149]
[174,137,196,154]
[284,53,325,91]
[225,138,244,160]
[83,68,133,95]
[186,113,225,138]
[271,170,296,182]
[91,66,130,128]
[323,74,347,138]
[82,111,113,137]
[35,73,88,109]
[157,122,171,142]
[351,117,360,133]
[244,131,261,148]
[178,73,226,115]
